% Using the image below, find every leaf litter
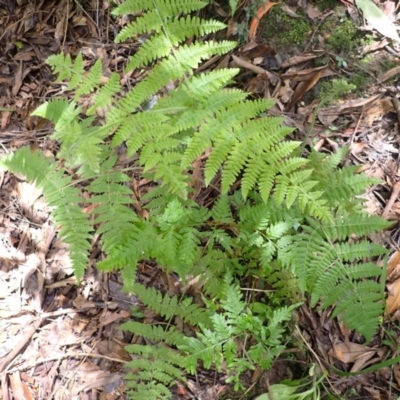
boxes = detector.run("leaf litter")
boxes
[1,0,400,398]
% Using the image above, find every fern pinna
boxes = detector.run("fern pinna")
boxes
[0,0,392,398]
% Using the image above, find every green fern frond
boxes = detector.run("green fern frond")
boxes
[286,213,390,341]
[120,321,185,346]
[124,345,187,400]
[308,149,381,209]
[46,52,80,82]
[47,52,102,99]
[32,100,108,172]
[132,283,212,327]
[113,0,208,40]
[87,156,138,255]
[124,16,226,69]
[87,72,121,115]
[0,147,92,281]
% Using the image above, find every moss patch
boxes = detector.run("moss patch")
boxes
[321,12,363,54]
[316,0,338,11]
[262,6,312,51]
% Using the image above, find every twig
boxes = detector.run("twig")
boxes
[0,317,43,373]
[391,96,400,136]
[231,55,279,85]
[304,11,334,52]
[350,105,365,144]
[382,181,400,219]
[3,352,129,375]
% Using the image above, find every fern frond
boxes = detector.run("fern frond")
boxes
[87,155,138,255]
[132,283,212,327]
[87,72,121,116]
[120,321,185,346]
[124,345,187,400]
[0,147,92,280]
[286,213,389,341]
[32,101,108,172]
[46,52,80,82]
[113,0,208,40]
[125,16,226,69]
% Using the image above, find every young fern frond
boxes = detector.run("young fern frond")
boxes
[0,147,92,281]
[179,274,299,390]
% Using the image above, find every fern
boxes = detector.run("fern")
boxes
[118,283,212,399]
[0,147,92,281]
[0,0,393,398]
[179,274,299,390]
[284,213,390,341]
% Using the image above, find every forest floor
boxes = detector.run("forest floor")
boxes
[1,0,400,399]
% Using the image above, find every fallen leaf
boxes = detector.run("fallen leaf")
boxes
[355,0,400,42]
[378,66,400,83]
[248,2,278,41]
[328,342,375,364]
[286,68,324,110]
[281,4,304,19]
[387,250,400,277]
[306,4,323,20]
[281,53,319,68]
[386,279,400,314]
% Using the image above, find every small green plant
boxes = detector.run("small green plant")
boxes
[254,367,330,400]
[0,1,391,399]
[318,78,356,106]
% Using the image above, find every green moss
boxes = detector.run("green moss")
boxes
[262,7,312,50]
[316,0,337,11]
[325,18,361,52]
[380,56,398,71]
[348,72,370,96]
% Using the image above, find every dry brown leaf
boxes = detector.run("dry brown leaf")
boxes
[9,371,34,400]
[11,61,23,96]
[240,44,276,60]
[231,54,279,85]
[281,4,303,18]
[361,38,388,56]
[286,69,323,110]
[281,53,319,68]
[393,363,400,386]
[95,340,131,361]
[328,342,375,364]
[386,278,400,314]
[247,74,270,95]
[278,82,293,103]
[306,4,323,20]
[351,351,378,372]
[378,65,400,83]
[1,111,11,129]
[364,98,395,126]
[349,141,368,156]
[387,250,400,277]
[363,386,382,400]
[281,65,335,81]
[248,2,278,41]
